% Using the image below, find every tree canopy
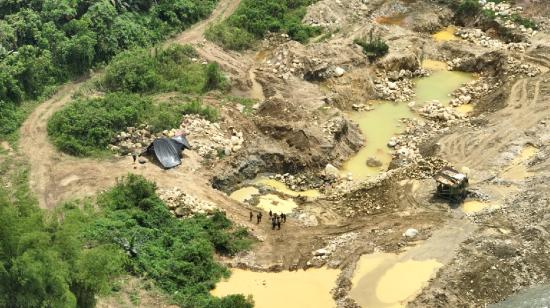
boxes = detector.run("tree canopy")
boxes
[0,0,218,137]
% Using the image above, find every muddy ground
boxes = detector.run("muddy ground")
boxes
[7,0,550,307]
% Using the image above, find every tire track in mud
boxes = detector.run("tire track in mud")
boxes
[438,74,546,171]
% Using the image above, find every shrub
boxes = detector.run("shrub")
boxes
[48,94,220,155]
[205,23,256,51]
[48,93,151,156]
[456,0,482,16]
[354,31,389,60]
[103,45,227,94]
[206,0,320,50]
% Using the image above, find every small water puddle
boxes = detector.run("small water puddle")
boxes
[256,193,298,214]
[500,145,538,181]
[254,177,321,199]
[350,253,442,307]
[375,14,412,27]
[461,200,491,214]
[230,186,260,203]
[212,268,340,308]
[433,26,458,42]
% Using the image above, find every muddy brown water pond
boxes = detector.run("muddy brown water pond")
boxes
[341,61,475,181]
[350,253,442,308]
[229,176,321,214]
[433,26,458,42]
[212,268,340,308]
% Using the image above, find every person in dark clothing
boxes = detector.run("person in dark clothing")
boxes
[249,211,253,221]
[269,210,273,217]
[132,153,137,164]
[271,217,276,230]
[277,219,281,230]
[282,213,287,223]
[257,213,262,224]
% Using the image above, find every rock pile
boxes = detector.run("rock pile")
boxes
[179,115,244,158]
[109,124,155,155]
[158,187,218,218]
[109,114,245,159]
[311,232,359,261]
[449,77,497,107]
[419,101,465,122]
[374,69,427,102]
[303,0,370,30]
[267,173,322,191]
[504,56,541,78]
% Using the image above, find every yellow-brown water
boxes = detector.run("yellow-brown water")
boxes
[229,186,260,203]
[340,66,473,180]
[256,194,298,214]
[212,268,340,308]
[340,101,415,180]
[455,104,474,115]
[433,26,458,41]
[416,61,475,105]
[461,200,492,214]
[350,253,442,307]
[253,177,321,199]
[500,145,538,180]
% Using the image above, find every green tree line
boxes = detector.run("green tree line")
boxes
[0,0,218,138]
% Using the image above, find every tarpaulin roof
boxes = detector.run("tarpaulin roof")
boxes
[146,136,191,169]
[171,135,192,150]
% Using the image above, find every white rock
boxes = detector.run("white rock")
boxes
[324,164,340,178]
[403,228,419,238]
[333,67,345,77]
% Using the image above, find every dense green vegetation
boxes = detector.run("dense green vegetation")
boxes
[84,174,253,307]
[205,0,320,50]
[48,45,224,156]
[48,94,219,157]
[0,161,253,307]
[0,156,124,308]
[102,45,227,94]
[0,0,218,138]
[354,31,389,61]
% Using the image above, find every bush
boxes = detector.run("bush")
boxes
[456,0,482,16]
[205,23,255,51]
[48,93,151,156]
[354,32,389,61]
[0,166,253,308]
[206,0,320,50]
[103,45,227,94]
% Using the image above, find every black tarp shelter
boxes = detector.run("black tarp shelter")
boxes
[145,136,192,169]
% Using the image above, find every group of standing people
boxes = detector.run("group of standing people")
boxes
[249,210,287,230]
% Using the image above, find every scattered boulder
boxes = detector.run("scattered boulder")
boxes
[403,228,419,238]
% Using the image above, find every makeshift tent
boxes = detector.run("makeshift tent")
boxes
[145,136,192,169]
